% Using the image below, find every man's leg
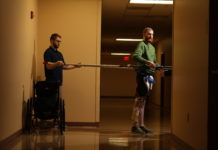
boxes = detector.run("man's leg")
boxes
[138,76,154,133]
[138,96,153,133]
[131,98,138,124]
[138,98,146,127]
[131,97,146,134]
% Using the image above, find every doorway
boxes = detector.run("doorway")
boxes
[100,0,173,132]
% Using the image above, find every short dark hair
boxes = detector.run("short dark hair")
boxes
[50,33,61,41]
[143,27,153,33]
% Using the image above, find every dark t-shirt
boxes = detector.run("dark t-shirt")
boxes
[44,47,65,85]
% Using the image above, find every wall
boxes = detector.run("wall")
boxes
[101,55,136,97]
[37,0,101,123]
[0,0,37,141]
[172,0,208,149]
[161,39,172,108]
[152,38,172,108]
[151,42,163,105]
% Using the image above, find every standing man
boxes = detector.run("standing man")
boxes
[44,33,79,85]
[131,27,164,134]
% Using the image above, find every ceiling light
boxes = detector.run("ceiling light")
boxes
[129,0,173,5]
[116,38,143,42]
[111,53,131,56]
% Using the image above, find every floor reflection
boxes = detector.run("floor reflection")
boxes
[3,98,186,150]
[10,129,176,150]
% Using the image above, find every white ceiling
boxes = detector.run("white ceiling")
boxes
[101,0,173,52]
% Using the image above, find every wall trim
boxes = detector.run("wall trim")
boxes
[0,129,22,149]
[66,122,99,127]
[171,134,196,150]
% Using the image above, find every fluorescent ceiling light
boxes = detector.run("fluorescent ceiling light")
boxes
[116,38,143,42]
[111,53,131,56]
[129,0,173,4]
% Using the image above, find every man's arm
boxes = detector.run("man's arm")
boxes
[63,64,80,70]
[132,42,148,64]
[45,61,64,70]
[44,50,64,70]
[45,61,80,70]
[58,52,78,70]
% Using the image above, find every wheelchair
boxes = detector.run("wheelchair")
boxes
[26,81,65,134]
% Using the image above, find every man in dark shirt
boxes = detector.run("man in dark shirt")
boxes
[44,33,78,85]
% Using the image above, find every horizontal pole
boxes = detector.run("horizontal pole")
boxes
[67,63,172,71]
[46,62,172,71]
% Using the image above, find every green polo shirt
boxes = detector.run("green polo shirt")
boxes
[132,41,159,74]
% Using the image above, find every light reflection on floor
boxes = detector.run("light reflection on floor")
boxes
[3,98,186,150]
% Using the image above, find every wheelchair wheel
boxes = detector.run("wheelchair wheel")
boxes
[26,98,34,133]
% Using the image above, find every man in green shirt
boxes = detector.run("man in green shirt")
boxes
[131,27,164,134]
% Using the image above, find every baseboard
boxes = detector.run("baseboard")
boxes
[66,122,99,127]
[171,134,196,150]
[0,129,22,149]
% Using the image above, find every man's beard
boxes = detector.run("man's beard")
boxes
[146,38,153,43]
[54,44,59,49]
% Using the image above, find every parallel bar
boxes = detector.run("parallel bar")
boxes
[69,64,124,68]
[46,62,172,70]
[67,64,172,71]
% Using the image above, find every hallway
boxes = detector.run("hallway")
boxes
[0,0,213,149]
[2,98,188,150]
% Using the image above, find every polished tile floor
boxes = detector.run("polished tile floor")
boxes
[4,98,185,150]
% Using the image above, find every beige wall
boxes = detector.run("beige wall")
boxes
[37,0,101,122]
[101,55,136,97]
[172,0,208,149]
[152,38,172,107]
[151,43,163,105]
[0,0,37,141]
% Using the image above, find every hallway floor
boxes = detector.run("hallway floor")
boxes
[4,98,186,150]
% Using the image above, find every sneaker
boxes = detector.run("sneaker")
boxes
[131,126,146,134]
[139,126,153,134]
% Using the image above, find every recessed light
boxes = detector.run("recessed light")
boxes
[129,0,173,5]
[111,53,131,56]
[116,38,143,42]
